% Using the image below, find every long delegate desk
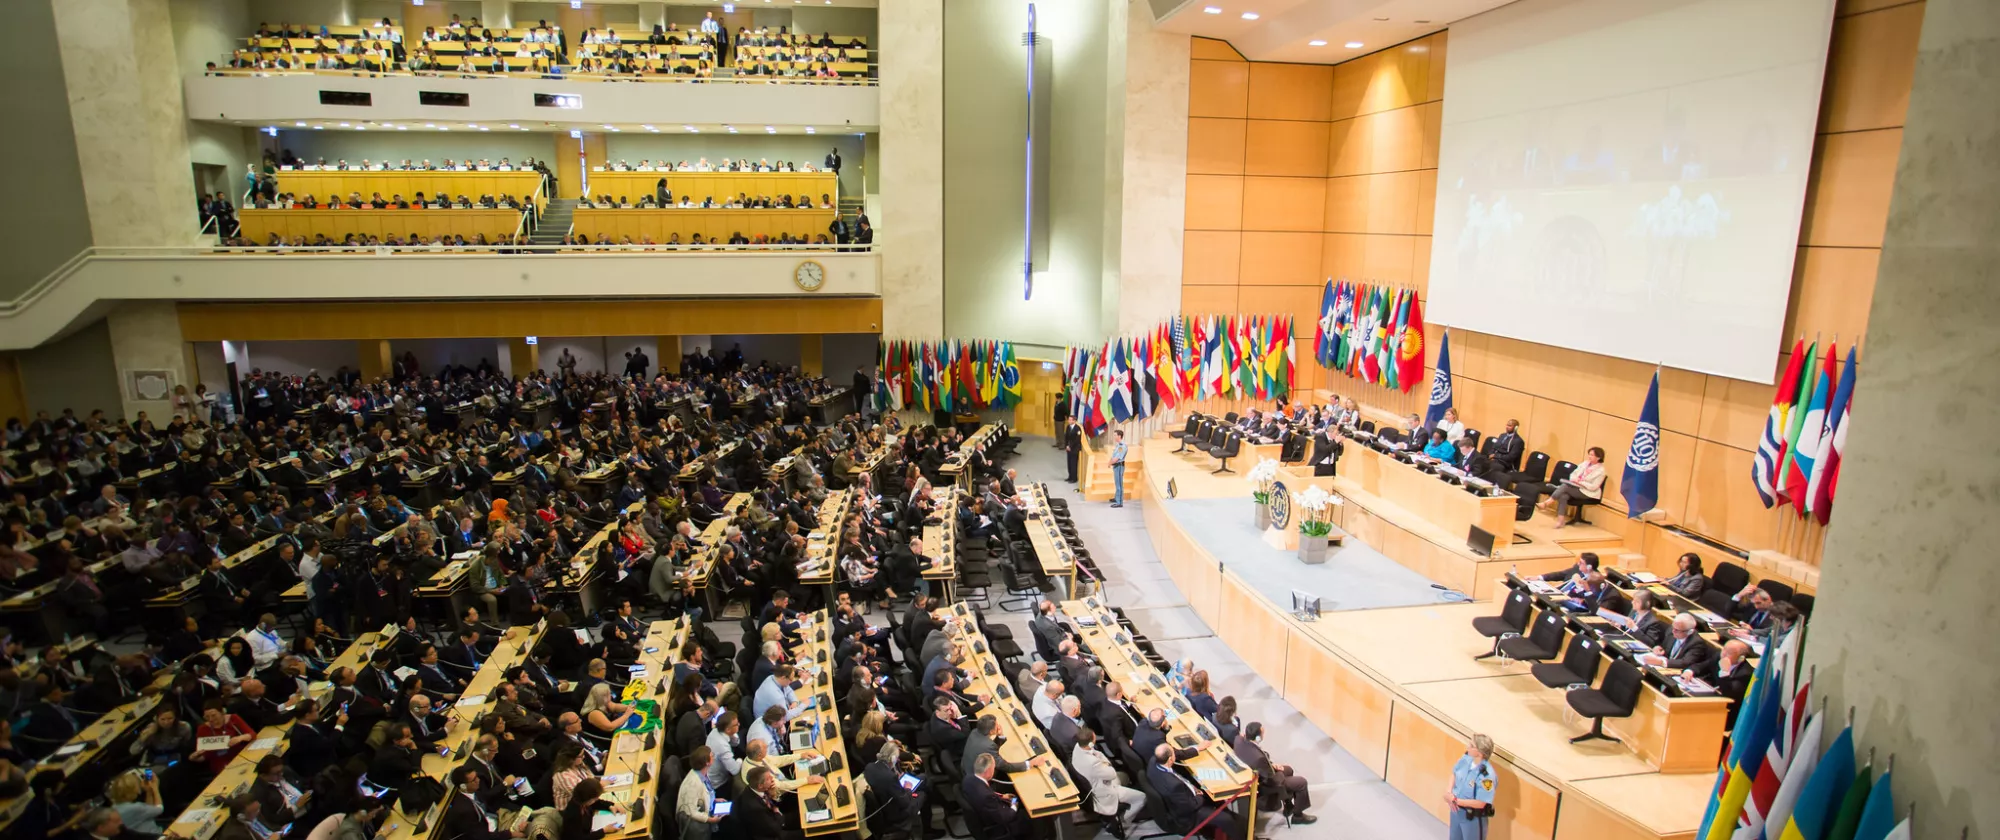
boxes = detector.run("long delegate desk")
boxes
[166,630,395,840]
[683,492,752,616]
[239,208,528,242]
[571,208,836,244]
[938,424,1002,491]
[1019,486,1076,592]
[272,170,546,210]
[941,602,1083,816]
[920,488,959,604]
[1057,599,1259,807]
[148,509,340,612]
[797,492,852,604]
[788,609,861,836]
[586,171,838,204]
[377,621,549,840]
[596,618,689,839]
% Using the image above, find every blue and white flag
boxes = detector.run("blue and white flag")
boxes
[1423,330,1455,430]
[1622,370,1661,518]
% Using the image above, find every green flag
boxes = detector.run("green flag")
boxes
[1824,764,1874,840]
[1776,339,1819,501]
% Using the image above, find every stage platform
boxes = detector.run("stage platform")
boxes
[1138,437,1708,840]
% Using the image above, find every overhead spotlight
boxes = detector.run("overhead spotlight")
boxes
[1308,40,1326,46]
[354,126,365,131]
[1202,6,1221,13]
[338,122,350,127]
[805,126,816,134]
[1240,11,1258,20]
[765,126,776,133]
[398,126,409,131]
[1345,41,1364,48]
[509,124,520,129]
[641,125,655,130]
[294,121,306,127]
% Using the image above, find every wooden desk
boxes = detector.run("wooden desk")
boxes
[921,489,958,604]
[572,207,835,244]
[789,610,860,836]
[1330,438,1519,546]
[240,208,526,242]
[1019,486,1075,587]
[597,619,688,838]
[798,492,851,604]
[272,170,545,211]
[938,424,1000,492]
[939,603,1082,815]
[1058,599,1257,803]
[166,631,394,840]
[587,170,838,206]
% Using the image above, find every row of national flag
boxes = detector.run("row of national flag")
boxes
[1751,338,1860,524]
[1698,622,1908,840]
[1061,314,1297,436]
[1313,278,1428,392]
[873,339,1022,414]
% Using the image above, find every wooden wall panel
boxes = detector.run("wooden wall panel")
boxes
[1189,60,1251,119]
[1247,63,1334,121]
[1283,632,1393,778]
[1186,118,1249,175]
[1181,285,1238,316]
[1240,177,1328,232]
[1217,576,1290,686]
[1236,232,1324,286]
[1781,246,1880,349]
[1385,702,1559,840]
[1327,115,1374,178]
[1183,231,1244,285]
[1190,37,1245,62]
[1819,3,1922,133]
[1800,128,1903,248]
[178,298,884,341]
[1244,120,1332,177]
[1184,175,1244,231]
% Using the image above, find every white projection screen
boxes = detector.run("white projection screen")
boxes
[1425,0,1836,383]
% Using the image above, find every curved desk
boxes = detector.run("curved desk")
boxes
[572,207,835,244]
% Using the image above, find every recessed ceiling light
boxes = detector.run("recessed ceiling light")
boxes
[1345,41,1364,48]
[765,126,776,133]
[1202,6,1221,13]
[354,126,365,131]
[508,124,520,129]
[1240,11,1258,19]
[438,127,449,131]
[398,126,409,130]
[641,125,655,130]
[294,121,305,127]
[805,127,816,134]
[1308,40,1326,46]
[312,126,323,130]
[338,122,350,127]
[425,123,435,128]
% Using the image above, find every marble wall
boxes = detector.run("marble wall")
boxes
[1114,0,1190,334]
[53,0,202,250]
[1810,1,2000,837]
[5,0,94,299]
[105,302,193,421]
[878,0,945,338]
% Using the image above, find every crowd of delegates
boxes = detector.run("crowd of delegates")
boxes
[215,15,870,82]
[604,156,835,173]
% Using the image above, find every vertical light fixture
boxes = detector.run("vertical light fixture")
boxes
[1022,4,1052,300]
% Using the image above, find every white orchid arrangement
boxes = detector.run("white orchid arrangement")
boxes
[1247,459,1281,504]
[1297,485,1342,537]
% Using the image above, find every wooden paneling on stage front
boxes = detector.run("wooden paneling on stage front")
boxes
[1138,460,1703,840]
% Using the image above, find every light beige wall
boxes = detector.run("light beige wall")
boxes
[1114,0,1189,333]
[106,302,193,421]
[878,0,944,338]
[4,0,94,299]
[17,319,122,420]
[54,0,201,250]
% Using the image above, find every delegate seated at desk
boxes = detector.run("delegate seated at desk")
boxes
[1639,614,1714,670]
[1625,590,1670,650]
[1530,447,1606,528]
[1689,640,1755,719]
[1423,430,1459,464]
[1663,552,1710,599]
[1487,420,1525,473]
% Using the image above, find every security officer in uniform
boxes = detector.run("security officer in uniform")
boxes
[1445,733,1497,840]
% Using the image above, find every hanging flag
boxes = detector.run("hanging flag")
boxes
[1776,339,1820,504]
[1424,330,1455,430]
[1397,292,1426,393]
[1154,323,1180,410]
[1773,726,1856,840]
[1737,662,1811,839]
[1806,346,1857,524]
[1847,768,1896,840]
[1382,288,1407,392]
[1277,315,1296,397]
[1623,370,1663,518]
[1315,280,1338,368]
[1784,342,1837,514]
[999,342,1022,408]
[1106,340,1135,423]
[1823,762,1874,840]
[1753,338,1808,507]
[1133,336,1156,420]
[1756,709,1824,840]
[1202,316,1225,399]
[1359,287,1384,383]
[1331,281,1354,371]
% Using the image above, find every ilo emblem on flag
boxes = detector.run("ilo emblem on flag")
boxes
[1627,422,1660,473]
[1269,482,1292,531]
[1429,370,1452,407]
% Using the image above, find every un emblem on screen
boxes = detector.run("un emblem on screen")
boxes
[1269,481,1292,531]
[1628,422,1660,472]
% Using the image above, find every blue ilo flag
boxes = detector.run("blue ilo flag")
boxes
[1622,371,1661,518]
[1423,330,1455,430]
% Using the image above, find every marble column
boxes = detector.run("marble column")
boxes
[878,0,945,338]
[1114,0,1189,334]
[1807,0,2000,836]
[51,0,199,250]
[104,302,191,422]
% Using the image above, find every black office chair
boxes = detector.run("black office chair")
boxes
[1521,451,1551,484]
[1756,580,1795,604]
[1279,431,1308,463]
[1496,610,1566,665]
[1209,434,1242,475]
[1471,591,1533,660]
[1569,495,1600,525]
[1463,429,1482,449]
[1550,460,1578,484]
[1359,419,1376,433]
[1565,659,1642,744]
[1790,592,1815,617]
[1170,416,1200,452]
[1696,588,1737,617]
[1531,633,1603,689]
[1223,411,1239,424]
[1710,561,1750,596]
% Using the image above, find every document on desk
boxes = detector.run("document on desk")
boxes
[1193,768,1227,782]
[602,773,636,788]
[590,813,627,832]
[249,737,282,751]
[806,808,834,824]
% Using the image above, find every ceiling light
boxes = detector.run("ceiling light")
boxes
[1202,6,1221,13]
[294,121,305,127]
[438,127,449,131]
[648,127,660,133]
[641,125,655,130]
[398,126,409,131]
[1240,11,1258,19]
[354,126,365,131]
[313,126,323,130]
[805,127,816,134]
[508,124,520,129]
[467,124,480,129]
[1345,41,1364,48]
[1308,40,1326,46]
[338,122,350,127]
[425,123,435,128]
[765,126,776,133]
[602,124,614,130]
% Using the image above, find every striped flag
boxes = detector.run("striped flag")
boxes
[1806,346,1857,524]
[1774,726,1856,840]
[1701,638,1782,839]
[1735,655,1809,839]
[1775,338,1820,505]
[1783,341,1837,515]
[1753,338,1808,507]
[1758,710,1825,840]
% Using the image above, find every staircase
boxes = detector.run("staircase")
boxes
[837,195,866,226]
[528,199,575,245]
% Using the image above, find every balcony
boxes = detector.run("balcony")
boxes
[0,246,881,350]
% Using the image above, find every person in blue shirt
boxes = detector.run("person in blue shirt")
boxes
[751,663,800,724]
[1446,734,1497,840]
[1423,430,1459,465]
[1109,430,1128,508]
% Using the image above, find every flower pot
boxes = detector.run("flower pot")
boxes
[1253,502,1271,531]
[1297,535,1329,565]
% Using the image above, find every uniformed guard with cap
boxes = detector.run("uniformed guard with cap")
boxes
[1445,733,1497,839]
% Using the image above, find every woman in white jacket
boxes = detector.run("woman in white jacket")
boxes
[1074,729,1145,838]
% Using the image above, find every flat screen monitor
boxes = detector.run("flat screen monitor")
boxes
[1468,525,1497,558]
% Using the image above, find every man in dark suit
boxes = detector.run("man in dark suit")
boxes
[1062,419,1084,483]
[1689,640,1755,724]
[730,766,793,840]
[444,767,514,840]
[1625,591,1670,650]
[1310,428,1344,478]
[960,716,1038,779]
[963,753,1030,840]
[1488,419,1525,472]
[1132,709,1197,768]
[404,694,449,750]
[21,682,81,757]
[368,724,423,792]
[1097,682,1140,750]
[824,148,842,173]
[284,700,341,779]
[1050,695,1086,757]
[502,569,546,626]
[1643,615,1715,670]
[863,742,931,837]
[1233,723,1316,823]
[926,696,971,758]
[1574,572,1630,616]
[1147,744,1243,840]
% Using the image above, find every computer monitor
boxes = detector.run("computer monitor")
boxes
[1467,525,1497,558]
[1289,590,1322,621]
